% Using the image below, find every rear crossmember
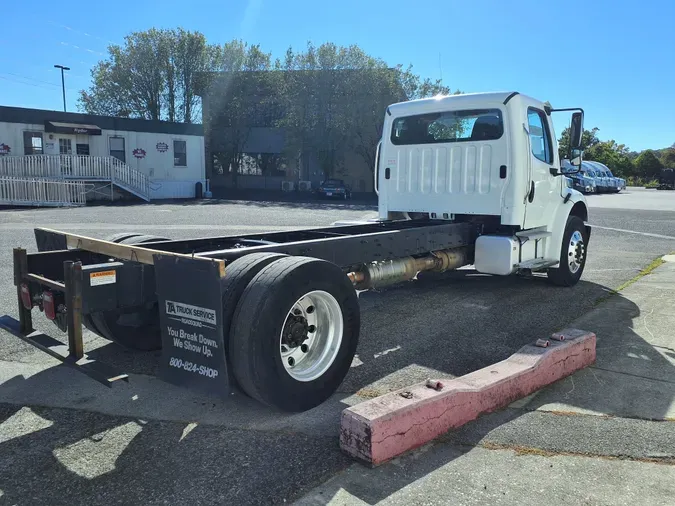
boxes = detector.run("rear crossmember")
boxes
[2,248,129,386]
[1,219,476,411]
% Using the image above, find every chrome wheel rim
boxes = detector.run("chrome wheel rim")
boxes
[280,290,343,382]
[568,230,585,274]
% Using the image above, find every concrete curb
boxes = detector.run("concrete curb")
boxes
[340,328,596,466]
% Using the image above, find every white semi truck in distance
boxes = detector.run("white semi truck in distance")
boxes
[2,91,590,413]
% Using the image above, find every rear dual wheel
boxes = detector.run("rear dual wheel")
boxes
[228,256,360,412]
[83,233,169,351]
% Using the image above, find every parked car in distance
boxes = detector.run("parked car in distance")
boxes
[659,168,675,190]
[316,179,352,199]
[562,159,597,194]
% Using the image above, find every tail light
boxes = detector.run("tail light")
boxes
[20,284,32,310]
[42,291,56,320]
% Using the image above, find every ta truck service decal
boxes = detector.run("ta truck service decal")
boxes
[154,256,230,397]
[165,300,216,329]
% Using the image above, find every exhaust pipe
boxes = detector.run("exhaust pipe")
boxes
[348,247,469,289]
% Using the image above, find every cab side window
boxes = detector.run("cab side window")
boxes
[527,108,553,164]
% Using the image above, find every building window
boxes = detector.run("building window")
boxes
[23,131,43,155]
[527,108,553,164]
[110,137,126,163]
[174,140,187,166]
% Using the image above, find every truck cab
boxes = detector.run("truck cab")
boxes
[375,91,590,284]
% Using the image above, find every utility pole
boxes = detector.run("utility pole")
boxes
[54,64,70,112]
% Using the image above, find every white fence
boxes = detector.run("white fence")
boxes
[0,155,149,200]
[0,177,87,207]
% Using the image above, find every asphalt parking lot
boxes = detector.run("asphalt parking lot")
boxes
[1,188,674,505]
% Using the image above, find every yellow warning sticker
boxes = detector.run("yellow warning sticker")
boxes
[90,270,117,286]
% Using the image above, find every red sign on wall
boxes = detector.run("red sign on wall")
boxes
[0,143,10,155]
[132,148,146,159]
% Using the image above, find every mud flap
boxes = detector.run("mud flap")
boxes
[154,255,230,398]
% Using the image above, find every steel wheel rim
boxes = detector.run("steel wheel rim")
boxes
[280,290,343,382]
[568,230,585,274]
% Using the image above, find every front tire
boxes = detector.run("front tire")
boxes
[229,256,360,412]
[547,216,588,287]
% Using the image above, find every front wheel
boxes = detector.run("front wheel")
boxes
[547,216,588,287]
[229,256,360,412]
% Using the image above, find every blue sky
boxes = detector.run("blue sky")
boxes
[2,0,673,151]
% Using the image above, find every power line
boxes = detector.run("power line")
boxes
[0,72,60,87]
[0,75,60,91]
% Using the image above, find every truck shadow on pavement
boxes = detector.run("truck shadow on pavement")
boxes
[1,272,673,505]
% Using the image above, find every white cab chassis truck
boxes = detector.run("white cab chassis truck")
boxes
[373,91,589,285]
[2,91,589,413]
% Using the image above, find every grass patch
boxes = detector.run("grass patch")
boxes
[592,256,666,307]
[614,257,665,292]
[355,388,385,399]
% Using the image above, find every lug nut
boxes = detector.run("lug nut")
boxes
[293,308,302,315]
[301,344,309,353]
[308,325,316,333]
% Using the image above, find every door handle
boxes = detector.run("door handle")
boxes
[373,140,381,195]
[528,181,535,203]
[385,167,391,180]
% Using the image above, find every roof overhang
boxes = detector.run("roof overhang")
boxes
[45,120,102,135]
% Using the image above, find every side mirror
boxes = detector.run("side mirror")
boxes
[569,148,583,167]
[569,112,584,150]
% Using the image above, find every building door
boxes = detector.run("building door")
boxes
[59,138,73,175]
[59,138,72,154]
[109,137,126,163]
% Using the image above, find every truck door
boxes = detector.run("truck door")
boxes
[523,106,558,229]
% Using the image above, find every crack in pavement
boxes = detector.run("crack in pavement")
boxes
[475,441,675,466]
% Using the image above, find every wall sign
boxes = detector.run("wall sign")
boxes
[0,143,11,155]
[156,142,169,153]
[132,148,146,159]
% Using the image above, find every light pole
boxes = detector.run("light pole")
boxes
[54,64,70,112]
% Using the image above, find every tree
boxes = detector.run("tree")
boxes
[634,150,663,180]
[277,43,458,180]
[557,126,599,161]
[657,147,675,168]
[202,41,275,185]
[584,140,635,178]
[78,28,221,123]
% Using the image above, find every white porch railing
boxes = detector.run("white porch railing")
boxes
[0,155,149,201]
[0,177,86,207]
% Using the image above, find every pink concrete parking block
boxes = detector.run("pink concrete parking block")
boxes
[340,328,596,466]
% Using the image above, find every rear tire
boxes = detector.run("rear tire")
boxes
[85,234,169,351]
[82,232,142,338]
[547,216,588,287]
[219,252,288,360]
[229,256,360,412]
